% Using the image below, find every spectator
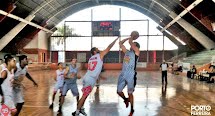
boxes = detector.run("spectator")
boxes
[207,65,215,82]
[178,66,183,72]
[191,65,197,79]
[160,60,169,85]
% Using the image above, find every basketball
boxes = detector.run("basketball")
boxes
[131,31,139,40]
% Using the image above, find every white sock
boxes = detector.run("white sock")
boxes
[76,110,80,114]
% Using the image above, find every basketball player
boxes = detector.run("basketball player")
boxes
[58,58,81,114]
[49,62,65,109]
[117,31,140,116]
[13,55,38,116]
[0,59,6,99]
[0,54,17,116]
[72,37,118,116]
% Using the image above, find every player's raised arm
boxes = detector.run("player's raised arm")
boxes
[100,37,119,60]
[119,38,129,53]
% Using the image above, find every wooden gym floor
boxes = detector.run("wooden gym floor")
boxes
[18,70,215,116]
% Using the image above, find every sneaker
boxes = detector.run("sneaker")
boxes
[49,103,53,109]
[128,109,135,116]
[72,111,79,116]
[80,108,87,116]
[124,98,129,108]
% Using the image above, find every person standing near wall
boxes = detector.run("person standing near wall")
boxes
[190,65,197,79]
[160,60,169,85]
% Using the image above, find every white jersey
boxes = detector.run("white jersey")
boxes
[1,68,16,111]
[0,64,6,103]
[86,53,103,79]
[14,63,28,79]
[160,63,168,71]
[1,69,14,97]
[56,69,65,87]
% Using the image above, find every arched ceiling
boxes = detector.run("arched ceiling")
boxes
[0,0,215,53]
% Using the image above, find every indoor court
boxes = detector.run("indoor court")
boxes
[18,70,215,116]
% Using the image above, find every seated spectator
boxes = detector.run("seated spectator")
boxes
[191,65,197,79]
[206,65,215,82]
[199,69,207,81]
[208,65,215,72]
[177,66,183,72]
[207,65,215,74]
[172,63,183,75]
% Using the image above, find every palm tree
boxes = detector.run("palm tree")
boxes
[52,25,79,45]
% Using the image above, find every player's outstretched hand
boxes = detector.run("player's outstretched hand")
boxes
[33,82,38,87]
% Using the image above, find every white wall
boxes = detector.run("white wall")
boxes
[24,30,50,50]
[24,54,38,63]
[24,35,38,49]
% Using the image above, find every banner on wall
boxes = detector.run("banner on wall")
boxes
[77,53,86,63]
[137,62,147,68]
[182,62,190,73]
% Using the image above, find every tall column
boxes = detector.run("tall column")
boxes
[169,12,215,50]
[0,15,35,51]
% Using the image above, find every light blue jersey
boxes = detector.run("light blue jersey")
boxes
[117,50,139,93]
[64,65,78,84]
[62,65,79,96]
[122,50,138,73]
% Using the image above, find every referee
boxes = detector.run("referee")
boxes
[160,60,169,85]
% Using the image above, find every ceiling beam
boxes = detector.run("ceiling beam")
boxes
[0,10,53,33]
[0,3,16,22]
[169,12,215,50]
[31,0,54,15]
[161,0,203,32]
